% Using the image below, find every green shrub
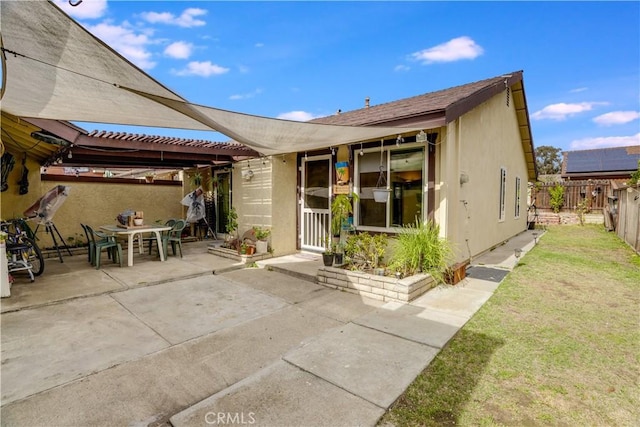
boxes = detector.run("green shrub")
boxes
[252,226,270,240]
[388,220,453,283]
[549,184,565,213]
[344,232,387,270]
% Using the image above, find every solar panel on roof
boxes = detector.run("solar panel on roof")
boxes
[565,147,640,173]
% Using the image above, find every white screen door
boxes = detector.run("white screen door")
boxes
[301,155,332,251]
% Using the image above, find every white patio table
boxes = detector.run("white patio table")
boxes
[100,224,172,267]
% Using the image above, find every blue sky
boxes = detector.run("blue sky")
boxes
[55,0,639,153]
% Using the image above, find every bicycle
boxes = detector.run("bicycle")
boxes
[1,218,45,279]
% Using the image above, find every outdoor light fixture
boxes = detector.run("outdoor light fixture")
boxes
[460,172,469,185]
[396,135,404,146]
[331,146,335,156]
[532,232,539,244]
[416,130,427,143]
[514,248,522,258]
[67,150,72,159]
[304,152,308,160]
[31,131,69,146]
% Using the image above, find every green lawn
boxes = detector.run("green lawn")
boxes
[381,225,640,426]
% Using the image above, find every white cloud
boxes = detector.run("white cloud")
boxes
[277,111,319,121]
[531,102,608,121]
[570,133,640,150]
[140,8,207,28]
[229,89,263,100]
[411,36,483,64]
[164,41,193,59]
[394,64,410,72]
[54,0,107,19]
[255,43,265,48]
[85,21,156,69]
[174,61,229,77]
[238,65,250,74]
[569,87,588,93]
[593,111,640,126]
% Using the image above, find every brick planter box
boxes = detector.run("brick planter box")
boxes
[317,266,436,303]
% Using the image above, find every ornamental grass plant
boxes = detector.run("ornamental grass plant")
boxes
[388,220,453,282]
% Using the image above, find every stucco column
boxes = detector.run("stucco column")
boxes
[439,121,460,244]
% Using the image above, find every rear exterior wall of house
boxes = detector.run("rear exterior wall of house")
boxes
[232,153,298,256]
[440,91,529,263]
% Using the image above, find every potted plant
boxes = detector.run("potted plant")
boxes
[253,226,270,254]
[322,235,334,267]
[190,171,203,189]
[331,193,358,241]
[225,207,238,240]
[333,242,344,265]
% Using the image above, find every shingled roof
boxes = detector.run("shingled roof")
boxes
[311,71,523,126]
[311,70,537,180]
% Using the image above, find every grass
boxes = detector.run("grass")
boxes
[380,225,640,426]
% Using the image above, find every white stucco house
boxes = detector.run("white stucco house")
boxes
[225,70,537,264]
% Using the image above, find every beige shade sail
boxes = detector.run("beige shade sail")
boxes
[1,0,419,156]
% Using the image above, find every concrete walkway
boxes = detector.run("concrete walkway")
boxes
[0,231,539,426]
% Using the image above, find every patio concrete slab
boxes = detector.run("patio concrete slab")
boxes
[410,285,494,319]
[256,251,323,282]
[112,275,289,344]
[461,277,502,293]
[354,303,460,349]
[0,304,342,427]
[221,268,331,304]
[0,265,124,313]
[295,288,385,323]
[101,255,214,289]
[0,295,169,405]
[171,360,385,427]
[284,323,438,408]
[474,230,538,268]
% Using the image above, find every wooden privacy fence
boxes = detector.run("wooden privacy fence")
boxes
[612,186,640,253]
[532,180,611,212]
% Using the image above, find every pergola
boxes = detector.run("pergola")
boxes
[2,112,256,170]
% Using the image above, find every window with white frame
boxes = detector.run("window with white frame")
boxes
[515,176,521,218]
[356,145,425,229]
[499,167,507,221]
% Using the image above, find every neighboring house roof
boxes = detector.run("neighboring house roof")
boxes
[311,70,536,180]
[562,146,640,178]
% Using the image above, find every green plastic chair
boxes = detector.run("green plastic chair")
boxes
[162,219,186,258]
[146,219,176,254]
[85,225,122,269]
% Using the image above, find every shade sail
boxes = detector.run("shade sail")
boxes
[1,0,420,156]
